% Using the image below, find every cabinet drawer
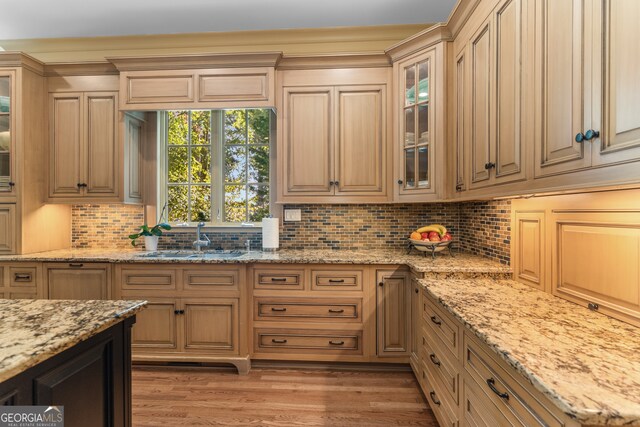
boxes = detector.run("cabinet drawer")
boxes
[198,69,270,102]
[124,73,194,104]
[421,359,460,427]
[310,269,363,291]
[254,268,304,290]
[420,326,460,404]
[7,292,36,299]
[463,377,512,427]
[423,293,460,361]
[9,267,37,287]
[254,329,362,355]
[183,268,239,291]
[464,334,563,427]
[120,268,176,291]
[254,298,362,322]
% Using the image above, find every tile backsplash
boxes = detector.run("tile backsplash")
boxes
[71,200,512,264]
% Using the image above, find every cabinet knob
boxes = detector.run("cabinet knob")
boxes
[77,183,87,188]
[378,282,384,287]
[334,181,339,186]
[8,182,14,187]
[576,130,600,143]
[397,179,403,185]
[415,288,419,294]
[455,184,463,192]
[329,181,335,186]
[484,162,496,170]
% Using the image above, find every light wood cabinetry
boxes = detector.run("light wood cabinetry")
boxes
[513,211,545,291]
[376,269,410,357]
[0,71,16,196]
[0,263,42,299]
[123,112,144,203]
[45,262,111,300]
[131,298,178,350]
[277,68,391,203]
[0,204,16,254]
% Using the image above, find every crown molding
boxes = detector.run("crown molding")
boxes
[277,53,391,70]
[446,0,481,38]
[385,24,452,62]
[107,51,283,71]
[44,61,118,76]
[0,51,45,75]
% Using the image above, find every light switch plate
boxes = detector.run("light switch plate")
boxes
[284,209,301,221]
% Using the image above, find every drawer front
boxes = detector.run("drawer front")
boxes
[254,329,362,355]
[463,377,512,427]
[423,294,460,360]
[254,298,362,322]
[9,267,37,288]
[421,326,460,404]
[310,269,363,291]
[120,268,177,291]
[183,268,239,291]
[125,74,194,104]
[421,359,460,427]
[464,335,563,427]
[7,292,36,299]
[254,268,304,290]
[198,70,270,102]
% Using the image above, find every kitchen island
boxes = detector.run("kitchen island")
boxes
[0,299,146,427]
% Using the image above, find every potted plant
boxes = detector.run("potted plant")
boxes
[128,223,171,251]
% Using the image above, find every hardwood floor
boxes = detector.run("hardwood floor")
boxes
[132,366,437,426]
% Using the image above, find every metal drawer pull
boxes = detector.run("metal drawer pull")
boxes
[328,308,345,313]
[329,340,345,346]
[271,339,288,344]
[328,279,345,283]
[486,378,509,400]
[69,263,84,268]
[270,277,288,282]
[429,391,441,406]
[430,315,442,326]
[271,307,287,312]
[429,353,441,367]
[14,274,32,281]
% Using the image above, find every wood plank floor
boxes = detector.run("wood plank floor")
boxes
[132,366,438,426]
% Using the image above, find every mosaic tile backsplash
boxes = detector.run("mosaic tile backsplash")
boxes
[71,200,512,264]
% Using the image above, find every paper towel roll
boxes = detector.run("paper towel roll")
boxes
[262,218,279,251]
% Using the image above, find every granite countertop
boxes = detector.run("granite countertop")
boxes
[419,277,640,426]
[0,299,146,383]
[0,248,511,276]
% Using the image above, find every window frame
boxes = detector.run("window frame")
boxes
[158,108,276,228]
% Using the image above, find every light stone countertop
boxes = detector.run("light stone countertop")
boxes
[0,248,511,276]
[0,299,146,383]
[419,277,640,426]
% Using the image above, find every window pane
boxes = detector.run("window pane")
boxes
[418,60,429,103]
[418,104,429,143]
[404,108,415,146]
[224,185,246,222]
[405,65,415,106]
[248,145,269,183]
[168,185,188,222]
[225,109,246,144]
[190,110,210,145]
[167,111,188,145]
[405,148,415,188]
[418,146,428,186]
[190,185,211,222]
[224,145,246,183]
[190,146,211,184]
[248,185,269,222]
[248,109,270,144]
[168,146,188,183]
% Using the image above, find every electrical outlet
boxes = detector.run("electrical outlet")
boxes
[284,209,301,221]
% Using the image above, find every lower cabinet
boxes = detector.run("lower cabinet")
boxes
[0,263,42,298]
[45,262,111,300]
[0,204,16,254]
[376,269,411,357]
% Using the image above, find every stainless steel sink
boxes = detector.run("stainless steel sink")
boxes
[138,250,245,259]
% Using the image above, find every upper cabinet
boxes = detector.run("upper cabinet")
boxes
[0,71,16,197]
[277,67,391,203]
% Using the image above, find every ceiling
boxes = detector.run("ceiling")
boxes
[0,0,458,40]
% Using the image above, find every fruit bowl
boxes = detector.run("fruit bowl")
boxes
[409,238,452,253]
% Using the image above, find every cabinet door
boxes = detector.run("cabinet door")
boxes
[131,298,179,350]
[594,0,640,166]
[0,71,15,196]
[0,204,15,254]
[535,0,591,176]
[410,278,422,366]
[376,270,410,357]
[49,93,83,197]
[85,93,118,197]
[124,113,144,202]
[282,87,333,196]
[46,263,110,300]
[334,85,386,196]
[182,298,238,354]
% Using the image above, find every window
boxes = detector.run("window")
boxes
[162,109,272,225]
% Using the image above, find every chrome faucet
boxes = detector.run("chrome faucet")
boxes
[193,222,210,251]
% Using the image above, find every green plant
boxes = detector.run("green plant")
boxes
[128,223,172,247]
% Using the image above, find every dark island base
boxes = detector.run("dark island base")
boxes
[0,316,136,427]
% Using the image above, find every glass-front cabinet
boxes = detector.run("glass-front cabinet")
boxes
[395,48,439,200]
[0,72,14,194]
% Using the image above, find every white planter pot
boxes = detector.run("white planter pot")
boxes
[143,235,159,252]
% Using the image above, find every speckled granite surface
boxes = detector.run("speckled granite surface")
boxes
[0,249,511,276]
[0,299,146,383]
[419,277,640,426]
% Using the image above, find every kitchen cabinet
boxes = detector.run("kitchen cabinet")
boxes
[0,263,42,299]
[123,112,144,203]
[45,262,111,300]
[376,269,410,357]
[49,91,119,200]
[277,68,391,203]
[0,71,15,196]
[0,204,15,254]
[410,277,422,370]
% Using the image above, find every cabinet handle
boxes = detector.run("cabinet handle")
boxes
[270,277,287,282]
[334,181,339,186]
[486,378,509,400]
[429,353,441,367]
[329,181,335,186]
[328,279,345,283]
[429,391,441,406]
[271,339,287,344]
[415,288,419,294]
[430,315,441,326]
[329,340,345,346]
[588,302,599,311]
[8,182,14,187]
[397,179,403,185]
[68,263,84,268]
[271,307,287,312]
[174,309,185,315]
[455,184,463,192]
[328,308,344,314]
[484,162,496,170]
[14,274,32,282]
[76,183,87,188]
[585,129,600,140]
[378,282,384,287]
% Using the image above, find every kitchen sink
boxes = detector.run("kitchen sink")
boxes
[137,250,246,259]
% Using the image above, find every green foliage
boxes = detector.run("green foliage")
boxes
[128,223,172,247]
